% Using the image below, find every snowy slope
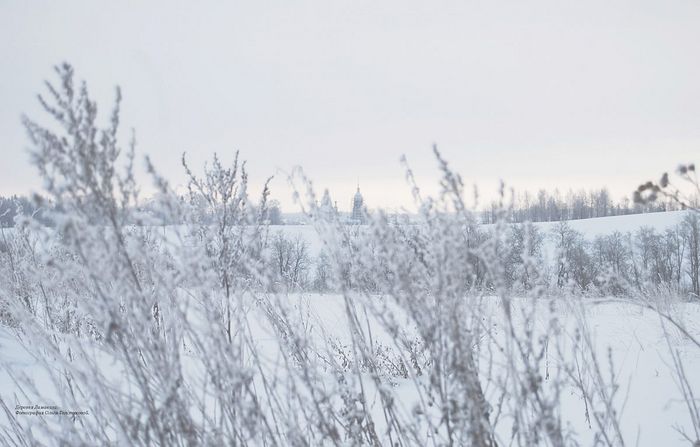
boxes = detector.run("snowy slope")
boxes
[534,210,689,238]
[274,210,692,257]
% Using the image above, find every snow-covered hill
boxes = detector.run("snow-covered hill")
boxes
[272,210,691,256]
[534,210,688,238]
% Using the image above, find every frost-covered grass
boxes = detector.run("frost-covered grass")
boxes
[2,64,700,446]
[2,292,698,445]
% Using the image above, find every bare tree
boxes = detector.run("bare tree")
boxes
[270,232,310,290]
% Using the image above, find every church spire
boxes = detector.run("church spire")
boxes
[352,180,365,224]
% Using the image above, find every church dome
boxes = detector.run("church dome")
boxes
[353,188,363,204]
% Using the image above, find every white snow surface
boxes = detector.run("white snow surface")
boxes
[1,210,699,445]
[1,294,698,446]
[535,210,688,238]
[275,210,691,256]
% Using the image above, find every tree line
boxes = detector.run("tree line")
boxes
[482,187,691,224]
[263,213,700,299]
[1,187,689,228]
[0,194,283,227]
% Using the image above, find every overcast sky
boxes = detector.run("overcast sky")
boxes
[1,1,699,211]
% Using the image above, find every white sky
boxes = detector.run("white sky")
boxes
[1,1,699,212]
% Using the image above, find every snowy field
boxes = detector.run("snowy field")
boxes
[273,210,691,257]
[2,292,698,445]
[1,209,700,445]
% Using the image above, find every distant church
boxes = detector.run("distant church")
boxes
[315,186,366,224]
[351,185,365,224]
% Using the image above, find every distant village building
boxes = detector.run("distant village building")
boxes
[351,186,365,224]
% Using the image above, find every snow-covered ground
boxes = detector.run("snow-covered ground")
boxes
[273,210,691,257]
[3,210,688,257]
[287,293,700,445]
[1,210,699,445]
[2,293,698,445]
[536,210,688,238]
